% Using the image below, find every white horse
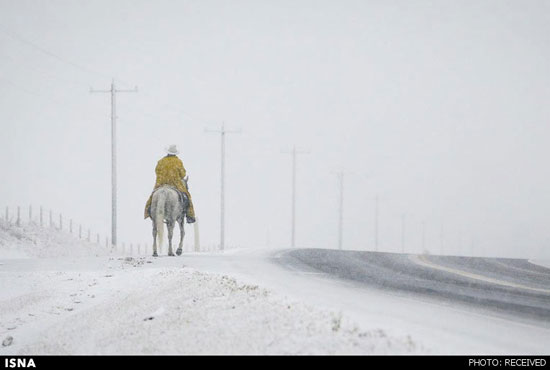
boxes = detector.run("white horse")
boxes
[150,183,189,257]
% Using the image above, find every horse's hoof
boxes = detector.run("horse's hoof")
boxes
[153,252,158,257]
[176,248,182,256]
[168,253,175,257]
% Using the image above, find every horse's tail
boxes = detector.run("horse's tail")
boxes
[155,193,165,250]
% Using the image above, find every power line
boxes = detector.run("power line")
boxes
[0,24,221,129]
[0,24,114,82]
[0,76,67,106]
[0,50,91,88]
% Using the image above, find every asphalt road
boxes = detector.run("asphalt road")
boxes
[276,249,550,323]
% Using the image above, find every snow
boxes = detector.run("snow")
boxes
[0,220,111,259]
[180,249,550,354]
[1,220,549,354]
[530,259,550,270]
[0,222,419,354]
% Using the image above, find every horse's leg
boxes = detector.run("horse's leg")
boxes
[152,219,158,257]
[176,218,185,256]
[167,221,175,256]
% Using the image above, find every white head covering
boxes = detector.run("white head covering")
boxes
[165,144,179,155]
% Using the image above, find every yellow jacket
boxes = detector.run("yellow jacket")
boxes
[154,155,187,193]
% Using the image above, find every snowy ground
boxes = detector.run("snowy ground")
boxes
[1,220,549,354]
[0,222,419,354]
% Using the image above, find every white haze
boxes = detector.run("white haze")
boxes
[0,0,549,258]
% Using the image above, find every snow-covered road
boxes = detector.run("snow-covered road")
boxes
[1,231,549,354]
[281,249,550,322]
[171,248,550,354]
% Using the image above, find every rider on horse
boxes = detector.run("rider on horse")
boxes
[144,145,196,223]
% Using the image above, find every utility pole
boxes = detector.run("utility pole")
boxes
[440,222,445,255]
[421,221,426,253]
[401,213,406,254]
[282,146,309,248]
[90,79,137,247]
[458,230,463,256]
[374,195,379,252]
[337,171,344,250]
[205,122,241,251]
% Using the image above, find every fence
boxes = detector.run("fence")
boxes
[1,205,202,255]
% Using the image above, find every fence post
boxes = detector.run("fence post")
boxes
[40,206,43,227]
[16,206,21,227]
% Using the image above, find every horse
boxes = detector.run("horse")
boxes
[150,180,189,257]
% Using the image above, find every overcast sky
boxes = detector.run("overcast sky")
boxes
[1,0,549,258]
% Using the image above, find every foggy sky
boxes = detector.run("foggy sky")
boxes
[1,0,549,258]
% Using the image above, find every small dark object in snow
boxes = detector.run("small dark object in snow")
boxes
[143,316,154,321]
[104,274,113,278]
[2,336,13,347]
[7,326,16,330]
[146,261,153,264]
